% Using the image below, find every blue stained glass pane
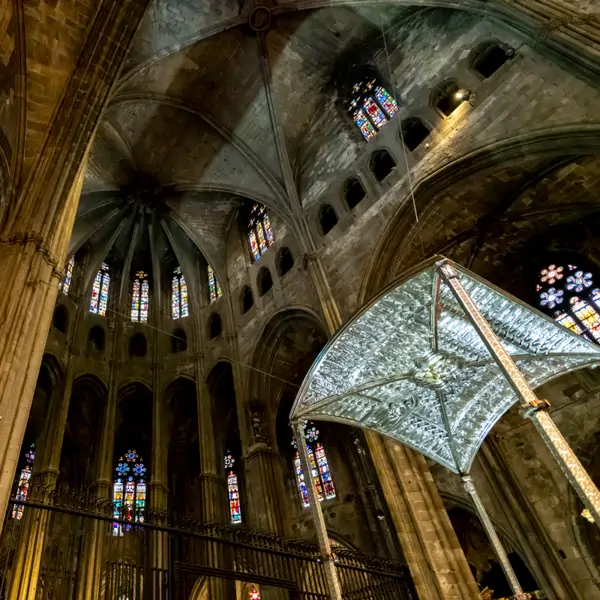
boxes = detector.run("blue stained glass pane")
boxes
[140,280,149,323]
[353,110,376,141]
[180,275,189,317]
[374,86,399,117]
[172,276,180,320]
[113,450,146,536]
[61,256,75,295]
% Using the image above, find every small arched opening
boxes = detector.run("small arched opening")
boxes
[471,41,514,79]
[88,325,105,352]
[257,268,273,296]
[208,313,222,340]
[343,178,366,209]
[319,204,338,235]
[53,305,69,334]
[370,149,396,182]
[401,117,431,151]
[172,328,187,354]
[431,80,467,117]
[277,247,294,277]
[129,333,147,358]
[241,286,254,314]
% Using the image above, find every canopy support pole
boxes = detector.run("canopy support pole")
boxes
[462,476,527,599]
[292,420,343,600]
[438,260,600,527]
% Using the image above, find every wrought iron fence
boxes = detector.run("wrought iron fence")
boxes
[0,485,415,600]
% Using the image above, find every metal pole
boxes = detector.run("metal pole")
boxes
[462,476,527,599]
[437,260,600,526]
[292,420,343,600]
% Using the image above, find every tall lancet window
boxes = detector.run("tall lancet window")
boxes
[90,263,111,316]
[537,263,600,343]
[172,267,189,319]
[224,450,241,524]
[207,265,222,303]
[292,423,336,508]
[345,76,399,142]
[12,444,35,520]
[113,450,147,536]
[131,271,149,323]
[248,204,275,263]
[59,256,75,295]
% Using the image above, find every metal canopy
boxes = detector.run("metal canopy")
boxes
[290,258,600,474]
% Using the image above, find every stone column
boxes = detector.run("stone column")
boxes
[7,357,76,600]
[366,433,480,600]
[0,0,151,537]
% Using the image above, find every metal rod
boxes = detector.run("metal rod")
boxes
[292,420,343,600]
[462,476,526,599]
[437,260,600,528]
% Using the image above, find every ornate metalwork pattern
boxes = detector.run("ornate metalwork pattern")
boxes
[291,259,600,474]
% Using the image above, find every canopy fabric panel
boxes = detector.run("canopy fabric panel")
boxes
[290,258,600,474]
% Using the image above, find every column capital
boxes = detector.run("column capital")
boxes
[0,231,60,271]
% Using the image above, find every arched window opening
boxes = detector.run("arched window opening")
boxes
[370,149,396,182]
[88,325,105,352]
[224,450,241,524]
[471,41,513,79]
[172,328,187,353]
[131,271,149,323]
[431,80,467,117]
[59,256,75,295]
[537,263,600,343]
[113,449,146,536]
[257,268,273,296]
[248,203,275,263]
[344,76,399,142]
[53,305,69,334]
[90,262,111,316]
[208,264,222,303]
[172,266,189,319]
[292,423,336,508]
[343,178,366,210]
[12,444,35,520]
[241,286,254,314]
[209,313,222,340]
[277,247,294,277]
[320,204,338,236]
[401,117,431,151]
[129,333,147,358]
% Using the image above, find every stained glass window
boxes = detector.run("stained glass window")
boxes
[345,77,399,142]
[247,204,275,263]
[59,256,75,295]
[207,265,222,303]
[113,449,146,536]
[249,587,260,600]
[224,450,241,524]
[131,271,149,323]
[292,422,336,508]
[12,444,35,520]
[537,263,600,344]
[172,266,189,319]
[90,263,110,316]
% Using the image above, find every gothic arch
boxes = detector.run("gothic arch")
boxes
[359,126,600,304]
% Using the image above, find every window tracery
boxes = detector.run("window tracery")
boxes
[248,204,275,262]
[90,263,111,316]
[131,271,149,323]
[208,265,222,303]
[345,77,399,142]
[249,587,260,600]
[224,450,241,524]
[113,450,146,535]
[59,256,75,295]
[537,263,600,343]
[292,423,336,508]
[12,444,35,520]
[172,266,189,319]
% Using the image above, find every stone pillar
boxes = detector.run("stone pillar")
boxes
[366,433,480,600]
[0,0,151,537]
[7,358,75,600]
